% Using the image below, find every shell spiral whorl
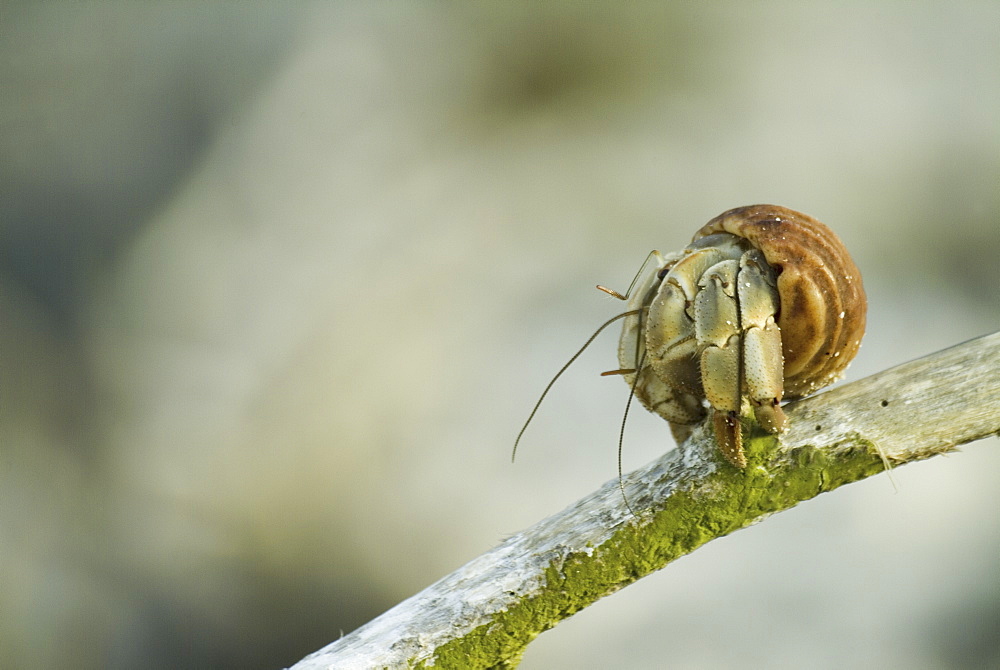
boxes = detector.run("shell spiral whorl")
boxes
[693,204,867,398]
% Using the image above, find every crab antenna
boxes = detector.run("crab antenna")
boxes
[596,249,661,302]
[512,309,642,462]
[617,349,646,518]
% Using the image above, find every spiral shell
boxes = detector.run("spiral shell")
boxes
[693,204,866,398]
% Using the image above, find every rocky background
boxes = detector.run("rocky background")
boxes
[2,3,999,668]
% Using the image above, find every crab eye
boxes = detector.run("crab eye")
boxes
[657,267,669,279]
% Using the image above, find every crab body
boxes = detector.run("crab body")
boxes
[618,205,866,467]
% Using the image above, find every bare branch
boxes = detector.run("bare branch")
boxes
[289,331,1000,670]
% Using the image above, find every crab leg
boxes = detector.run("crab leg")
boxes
[737,249,787,434]
[692,259,746,466]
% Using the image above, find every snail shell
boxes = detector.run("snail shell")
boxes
[693,204,866,398]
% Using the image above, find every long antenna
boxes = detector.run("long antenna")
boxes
[617,350,646,518]
[512,310,641,462]
[512,250,663,471]
[596,249,661,301]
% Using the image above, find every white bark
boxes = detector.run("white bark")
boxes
[289,331,1000,670]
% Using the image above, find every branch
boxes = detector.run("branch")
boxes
[289,331,1000,670]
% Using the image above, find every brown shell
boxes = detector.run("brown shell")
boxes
[693,204,866,398]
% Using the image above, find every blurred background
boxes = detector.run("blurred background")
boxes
[2,3,999,668]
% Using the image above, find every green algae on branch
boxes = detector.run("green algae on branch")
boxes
[290,331,1000,670]
[420,434,894,669]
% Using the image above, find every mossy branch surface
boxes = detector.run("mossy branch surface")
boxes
[290,331,1000,670]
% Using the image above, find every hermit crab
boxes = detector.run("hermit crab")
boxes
[514,204,866,469]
